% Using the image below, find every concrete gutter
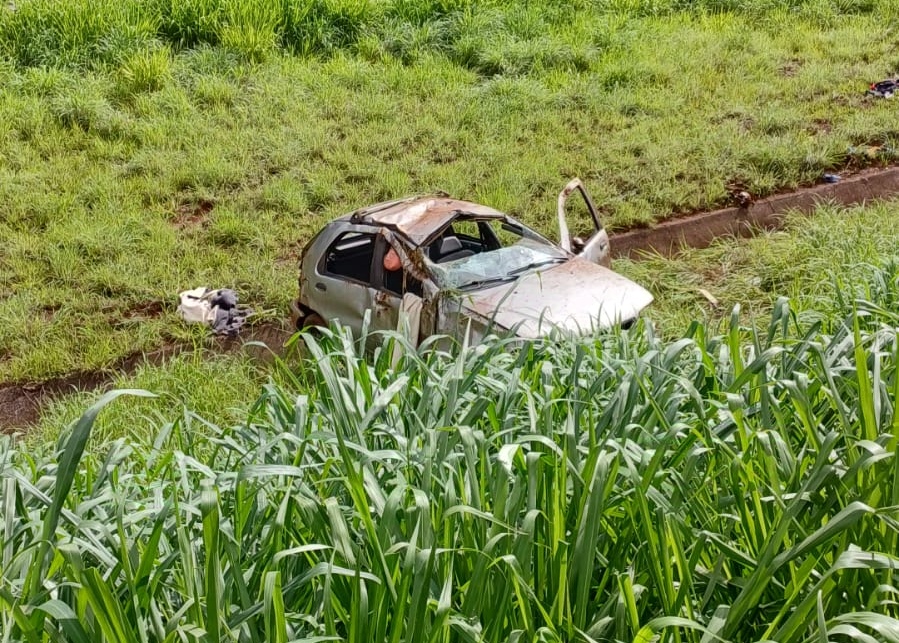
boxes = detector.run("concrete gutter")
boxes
[610,167,899,258]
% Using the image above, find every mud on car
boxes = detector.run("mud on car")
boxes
[290,179,653,344]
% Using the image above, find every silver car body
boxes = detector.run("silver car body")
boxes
[291,179,653,342]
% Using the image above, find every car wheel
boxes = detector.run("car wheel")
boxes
[300,312,326,330]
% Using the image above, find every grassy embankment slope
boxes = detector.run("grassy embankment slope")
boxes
[2,0,899,386]
[32,198,899,440]
[7,1,899,639]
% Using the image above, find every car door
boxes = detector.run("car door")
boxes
[556,178,611,267]
[368,237,425,345]
[310,229,380,338]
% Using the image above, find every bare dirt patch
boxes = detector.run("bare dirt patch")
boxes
[40,303,61,317]
[809,118,832,135]
[780,59,802,77]
[122,300,166,320]
[173,198,215,228]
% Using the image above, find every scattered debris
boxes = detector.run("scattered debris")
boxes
[846,144,898,165]
[823,173,841,184]
[867,79,898,98]
[177,287,253,336]
[698,288,719,306]
[730,190,753,208]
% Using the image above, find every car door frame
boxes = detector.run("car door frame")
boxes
[556,178,611,267]
[367,235,405,339]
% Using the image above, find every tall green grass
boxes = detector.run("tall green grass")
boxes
[0,0,891,69]
[4,288,899,640]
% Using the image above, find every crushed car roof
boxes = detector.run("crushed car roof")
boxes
[350,195,506,245]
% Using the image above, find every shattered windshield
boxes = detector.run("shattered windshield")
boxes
[427,218,567,290]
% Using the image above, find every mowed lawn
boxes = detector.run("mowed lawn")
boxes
[2,0,899,382]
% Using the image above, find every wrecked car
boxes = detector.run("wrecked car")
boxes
[290,179,653,344]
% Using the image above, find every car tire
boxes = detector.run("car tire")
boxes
[300,312,326,330]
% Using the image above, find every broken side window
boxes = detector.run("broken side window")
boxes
[378,241,423,298]
[324,232,376,284]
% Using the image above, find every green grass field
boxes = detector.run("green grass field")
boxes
[7,0,899,638]
[3,0,899,381]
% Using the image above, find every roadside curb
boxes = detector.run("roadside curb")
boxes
[609,167,899,258]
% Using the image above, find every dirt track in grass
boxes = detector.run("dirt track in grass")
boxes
[0,322,294,433]
[4,164,899,432]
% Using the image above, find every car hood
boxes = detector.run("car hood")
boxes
[458,258,653,338]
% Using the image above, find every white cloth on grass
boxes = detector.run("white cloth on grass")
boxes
[176,287,252,336]
[177,287,217,324]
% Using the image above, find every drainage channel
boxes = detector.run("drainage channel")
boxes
[4,165,899,433]
[0,322,295,433]
[609,166,899,258]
